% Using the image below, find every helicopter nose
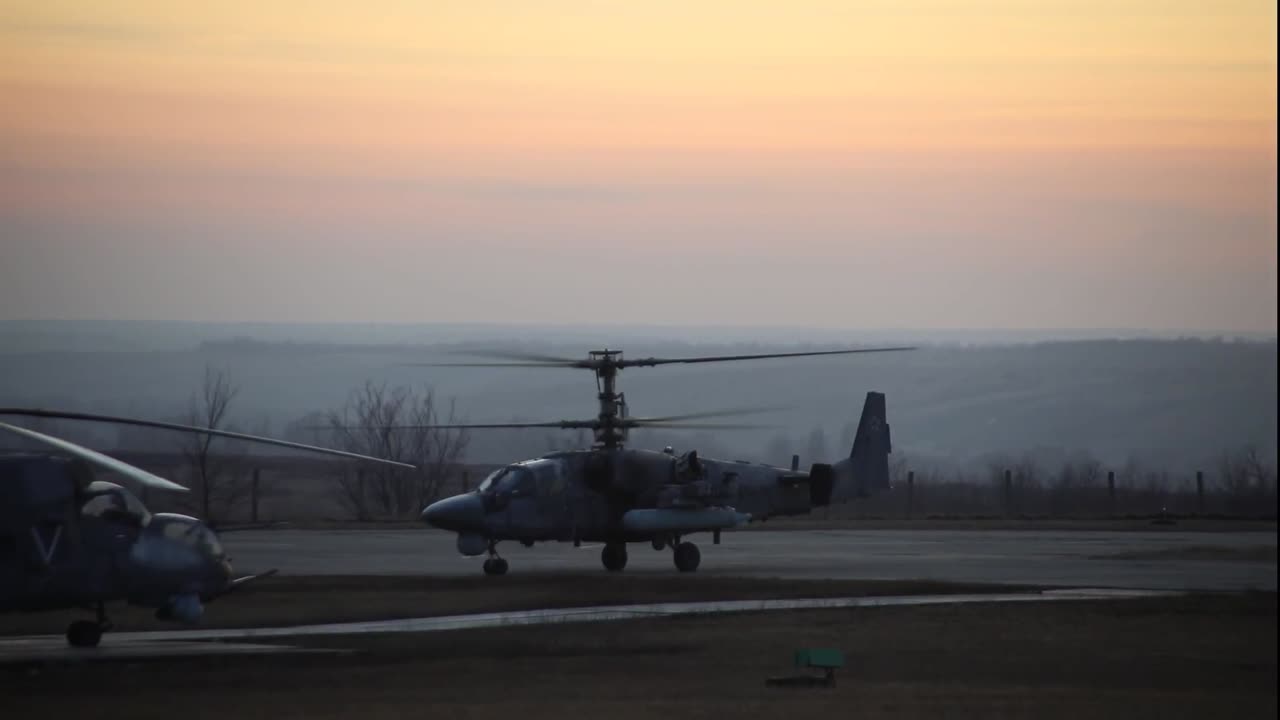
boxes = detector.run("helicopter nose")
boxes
[421,493,484,532]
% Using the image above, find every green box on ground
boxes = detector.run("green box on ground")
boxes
[794,648,844,669]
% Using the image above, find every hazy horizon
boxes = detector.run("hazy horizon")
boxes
[0,317,1276,356]
[1,329,1274,473]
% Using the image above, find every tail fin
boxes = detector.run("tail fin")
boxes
[827,391,892,502]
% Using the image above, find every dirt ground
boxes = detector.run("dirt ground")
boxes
[1094,545,1278,563]
[4,592,1275,720]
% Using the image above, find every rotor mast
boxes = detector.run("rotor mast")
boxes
[591,349,626,450]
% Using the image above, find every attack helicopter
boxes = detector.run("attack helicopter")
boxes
[411,346,909,575]
[0,411,412,647]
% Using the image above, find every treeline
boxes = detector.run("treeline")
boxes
[827,447,1278,520]
[4,364,1275,524]
[1,367,472,526]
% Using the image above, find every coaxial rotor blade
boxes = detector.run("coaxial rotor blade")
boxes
[410,346,915,371]
[628,405,791,423]
[0,408,418,470]
[445,349,584,364]
[403,362,581,368]
[0,421,189,492]
[405,348,589,368]
[320,420,601,431]
[625,421,776,430]
[617,346,916,368]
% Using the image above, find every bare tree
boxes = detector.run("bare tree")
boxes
[890,453,911,488]
[178,366,250,526]
[243,416,274,523]
[1217,445,1279,516]
[838,420,858,453]
[805,426,829,464]
[765,432,793,467]
[1048,455,1104,516]
[546,428,590,452]
[322,382,470,520]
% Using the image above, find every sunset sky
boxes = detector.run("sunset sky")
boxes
[2,0,1276,333]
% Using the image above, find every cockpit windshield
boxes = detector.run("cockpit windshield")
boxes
[476,460,565,497]
[80,481,151,527]
[476,466,504,492]
[154,514,226,559]
[476,465,536,495]
[494,466,535,495]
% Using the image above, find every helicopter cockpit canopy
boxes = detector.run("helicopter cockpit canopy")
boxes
[80,480,151,527]
[477,459,565,498]
[149,513,226,560]
[478,465,534,497]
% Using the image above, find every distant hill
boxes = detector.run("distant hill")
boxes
[0,322,1274,474]
[2,319,1271,353]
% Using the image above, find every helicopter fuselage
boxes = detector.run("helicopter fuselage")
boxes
[421,389,892,574]
[420,445,860,574]
[426,448,817,546]
[1,456,234,627]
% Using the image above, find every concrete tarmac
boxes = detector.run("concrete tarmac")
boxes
[0,588,1175,663]
[223,528,1277,591]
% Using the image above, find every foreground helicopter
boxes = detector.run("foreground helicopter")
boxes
[413,346,910,575]
[0,412,412,647]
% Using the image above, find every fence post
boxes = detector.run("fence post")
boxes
[1107,470,1116,517]
[1004,469,1013,517]
[791,454,800,472]
[906,471,915,519]
[1196,470,1205,515]
[251,467,261,524]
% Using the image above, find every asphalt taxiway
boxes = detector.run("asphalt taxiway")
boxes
[4,528,1270,664]
[0,588,1176,664]
[223,528,1277,591]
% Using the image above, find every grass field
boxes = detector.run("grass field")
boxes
[4,591,1274,720]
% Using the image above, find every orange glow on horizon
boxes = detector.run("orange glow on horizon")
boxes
[1,1,1275,332]
[3,1,1273,167]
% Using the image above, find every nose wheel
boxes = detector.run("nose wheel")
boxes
[66,621,102,648]
[482,541,508,576]
[66,602,111,647]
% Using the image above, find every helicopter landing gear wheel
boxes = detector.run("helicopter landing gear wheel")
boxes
[601,542,628,572]
[66,620,103,648]
[673,541,701,573]
[482,541,508,576]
